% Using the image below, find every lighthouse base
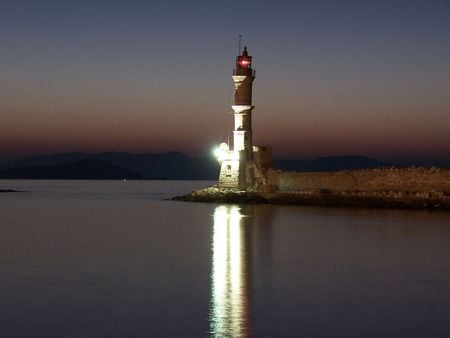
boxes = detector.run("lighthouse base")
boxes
[217,146,273,191]
[217,150,246,191]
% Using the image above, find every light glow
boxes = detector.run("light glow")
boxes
[239,60,250,67]
[213,142,229,160]
[213,143,239,162]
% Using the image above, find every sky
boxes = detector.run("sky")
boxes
[1,0,449,162]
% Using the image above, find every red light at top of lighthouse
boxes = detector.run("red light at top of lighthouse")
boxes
[236,46,252,69]
[239,59,251,67]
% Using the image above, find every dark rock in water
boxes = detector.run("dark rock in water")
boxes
[0,189,19,193]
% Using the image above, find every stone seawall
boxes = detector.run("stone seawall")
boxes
[268,167,450,195]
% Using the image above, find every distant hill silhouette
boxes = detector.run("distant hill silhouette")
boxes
[0,152,219,179]
[0,159,142,179]
[274,155,386,172]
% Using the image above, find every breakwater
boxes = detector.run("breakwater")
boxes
[174,167,450,210]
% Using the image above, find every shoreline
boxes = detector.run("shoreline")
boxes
[173,186,450,211]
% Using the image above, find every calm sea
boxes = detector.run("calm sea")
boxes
[1,180,449,338]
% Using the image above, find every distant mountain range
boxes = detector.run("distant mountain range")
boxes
[0,159,141,180]
[0,152,219,180]
[0,151,447,180]
[275,155,386,172]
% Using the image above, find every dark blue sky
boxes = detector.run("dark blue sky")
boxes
[1,0,449,162]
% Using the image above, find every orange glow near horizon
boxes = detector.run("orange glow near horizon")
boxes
[1,2,449,163]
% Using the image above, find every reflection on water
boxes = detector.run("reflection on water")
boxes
[3,180,450,337]
[209,205,251,338]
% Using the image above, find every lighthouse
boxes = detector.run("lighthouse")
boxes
[232,46,255,160]
[215,46,272,191]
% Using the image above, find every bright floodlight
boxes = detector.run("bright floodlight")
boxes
[213,143,229,161]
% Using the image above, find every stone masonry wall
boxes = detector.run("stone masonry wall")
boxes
[218,158,244,190]
[266,167,450,195]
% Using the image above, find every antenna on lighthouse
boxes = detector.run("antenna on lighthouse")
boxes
[238,35,242,55]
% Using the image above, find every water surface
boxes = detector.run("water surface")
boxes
[1,180,449,337]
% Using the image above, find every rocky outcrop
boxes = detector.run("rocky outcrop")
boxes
[173,187,450,210]
[173,186,267,204]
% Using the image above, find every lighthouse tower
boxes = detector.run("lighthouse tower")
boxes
[215,46,272,191]
[232,46,255,160]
